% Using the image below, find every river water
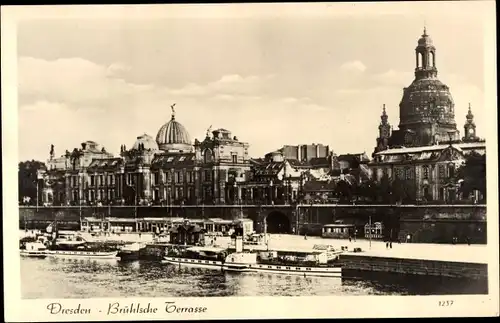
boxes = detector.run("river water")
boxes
[21,257,487,298]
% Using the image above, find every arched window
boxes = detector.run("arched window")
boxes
[404,167,412,180]
[448,163,455,178]
[204,149,213,163]
[404,132,413,146]
[438,165,445,178]
[422,166,429,179]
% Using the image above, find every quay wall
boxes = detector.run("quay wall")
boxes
[340,254,488,279]
[18,205,486,244]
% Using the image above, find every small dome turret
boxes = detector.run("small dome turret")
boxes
[133,133,159,151]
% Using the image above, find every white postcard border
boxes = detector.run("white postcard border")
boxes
[2,2,499,321]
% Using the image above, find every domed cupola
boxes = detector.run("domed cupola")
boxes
[417,27,434,47]
[415,27,437,80]
[132,133,159,151]
[397,28,458,146]
[156,104,193,152]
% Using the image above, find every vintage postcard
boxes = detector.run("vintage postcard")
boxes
[2,1,499,321]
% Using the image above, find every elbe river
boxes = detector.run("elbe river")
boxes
[21,257,487,298]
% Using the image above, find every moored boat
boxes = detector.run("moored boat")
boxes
[20,242,48,259]
[117,242,147,261]
[45,249,119,259]
[222,251,342,277]
[162,246,228,270]
[46,236,119,259]
[222,236,343,277]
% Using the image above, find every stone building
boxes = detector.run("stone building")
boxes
[370,29,486,202]
[39,106,250,206]
[271,144,330,162]
[238,151,306,205]
[194,128,251,204]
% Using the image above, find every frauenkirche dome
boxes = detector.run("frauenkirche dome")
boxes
[396,28,458,146]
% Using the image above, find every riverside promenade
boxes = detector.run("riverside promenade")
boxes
[261,234,489,264]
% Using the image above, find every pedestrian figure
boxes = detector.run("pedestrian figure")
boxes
[349,236,352,242]
[389,241,392,249]
[386,241,389,249]
[466,236,470,245]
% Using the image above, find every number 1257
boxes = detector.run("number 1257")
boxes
[438,300,454,307]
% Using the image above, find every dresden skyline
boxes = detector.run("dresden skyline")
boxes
[16,3,489,162]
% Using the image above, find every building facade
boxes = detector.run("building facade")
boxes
[39,107,250,206]
[370,29,486,203]
[273,144,330,162]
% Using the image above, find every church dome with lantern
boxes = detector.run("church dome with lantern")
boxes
[156,104,193,152]
[396,28,458,146]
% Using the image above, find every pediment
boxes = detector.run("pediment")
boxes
[437,146,465,162]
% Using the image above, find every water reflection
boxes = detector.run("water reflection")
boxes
[20,258,486,299]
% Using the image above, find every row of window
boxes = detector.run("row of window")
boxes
[71,175,116,187]
[90,175,115,186]
[394,167,414,180]
[70,168,220,189]
[375,164,455,181]
[151,187,195,200]
[71,189,116,201]
[151,171,202,185]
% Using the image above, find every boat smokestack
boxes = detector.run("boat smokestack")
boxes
[235,236,243,253]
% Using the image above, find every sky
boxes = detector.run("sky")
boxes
[15,3,492,162]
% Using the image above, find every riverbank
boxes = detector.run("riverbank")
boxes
[20,231,488,279]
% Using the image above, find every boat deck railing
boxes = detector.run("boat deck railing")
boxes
[258,258,341,268]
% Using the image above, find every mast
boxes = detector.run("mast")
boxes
[79,183,82,231]
[134,190,138,221]
[369,215,372,250]
[264,214,268,250]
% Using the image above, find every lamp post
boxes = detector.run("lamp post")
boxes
[269,180,274,205]
[369,215,372,249]
[295,202,299,236]
[35,177,39,211]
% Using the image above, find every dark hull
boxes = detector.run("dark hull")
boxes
[117,251,141,261]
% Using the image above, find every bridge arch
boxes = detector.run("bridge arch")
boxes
[264,210,292,234]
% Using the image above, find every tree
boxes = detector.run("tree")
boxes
[358,179,378,202]
[70,148,83,170]
[390,178,405,204]
[456,153,486,201]
[335,180,353,203]
[377,173,392,203]
[122,185,136,205]
[18,160,46,205]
